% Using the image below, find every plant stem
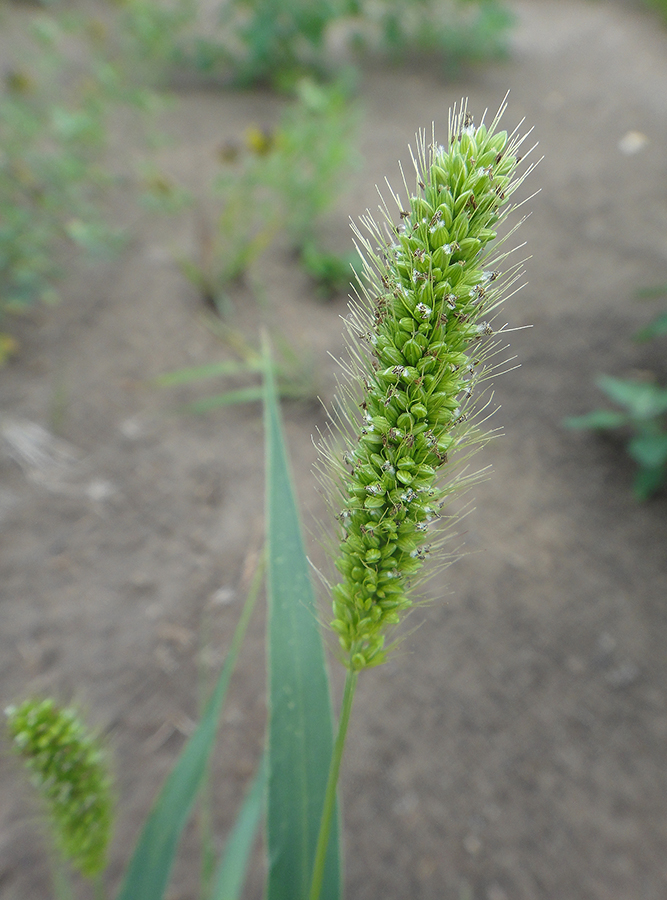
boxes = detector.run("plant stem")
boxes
[308,667,358,900]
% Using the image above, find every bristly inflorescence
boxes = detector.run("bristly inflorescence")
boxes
[5,697,114,878]
[320,98,535,671]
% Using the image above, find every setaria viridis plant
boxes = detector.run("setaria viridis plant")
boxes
[321,98,536,672]
[5,697,113,879]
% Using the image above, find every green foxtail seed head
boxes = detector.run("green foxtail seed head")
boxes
[5,697,113,878]
[320,98,535,671]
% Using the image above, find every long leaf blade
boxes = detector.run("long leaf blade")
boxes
[563,410,628,431]
[185,386,264,414]
[116,559,263,900]
[263,351,340,900]
[210,754,267,900]
[596,375,667,419]
[154,359,263,387]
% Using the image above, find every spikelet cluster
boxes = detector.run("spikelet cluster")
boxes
[322,99,534,671]
[5,697,113,878]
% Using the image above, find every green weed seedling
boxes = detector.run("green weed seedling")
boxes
[112,0,348,89]
[179,158,280,317]
[112,0,197,88]
[0,17,114,319]
[565,375,667,500]
[217,0,353,89]
[0,4,170,358]
[109,0,513,90]
[213,0,512,87]
[181,78,359,311]
[155,318,318,413]
[6,98,535,900]
[350,0,513,75]
[565,286,667,500]
[300,240,360,299]
[260,77,360,294]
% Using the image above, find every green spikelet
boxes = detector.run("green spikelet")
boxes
[322,98,535,671]
[5,697,114,878]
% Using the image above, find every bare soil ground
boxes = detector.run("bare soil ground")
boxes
[1,1,667,898]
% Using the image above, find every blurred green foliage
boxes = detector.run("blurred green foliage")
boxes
[217,0,354,88]
[643,0,667,23]
[566,376,667,500]
[0,0,512,363]
[263,78,359,249]
[0,3,176,356]
[111,0,513,89]
[350,0,513,74]
[112,0,197,86]
[565,303,667,500]
[180,78,360,310]
[0,17,118,323]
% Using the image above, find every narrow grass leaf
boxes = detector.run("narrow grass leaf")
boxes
[597,375,667,419]
[185,386,265,413]
[210,753,267,900]
[154,359,263,387]
[115,558,264,900]
[563,410,628,431]
[263,348,340,900]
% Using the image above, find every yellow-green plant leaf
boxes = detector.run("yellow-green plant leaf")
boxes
[210,753,267,900]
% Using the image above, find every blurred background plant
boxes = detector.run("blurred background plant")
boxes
[176,133,281,318]
[348,0,513,76]
[0,0,513,367]
[215,0,512,87]
[215,0,354,89]
[111,0,198,88]
[179,77,360,315]
[155,316,319,413]
[99,0,513,90]
[565,375,667,500]
[565,293,667,500]
[0,2,172,363]
[257,77,360,294]
[0,15,120,355]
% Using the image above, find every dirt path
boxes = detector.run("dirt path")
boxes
[1,2,667,898]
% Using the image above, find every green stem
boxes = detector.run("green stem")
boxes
[308,667,358,900]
